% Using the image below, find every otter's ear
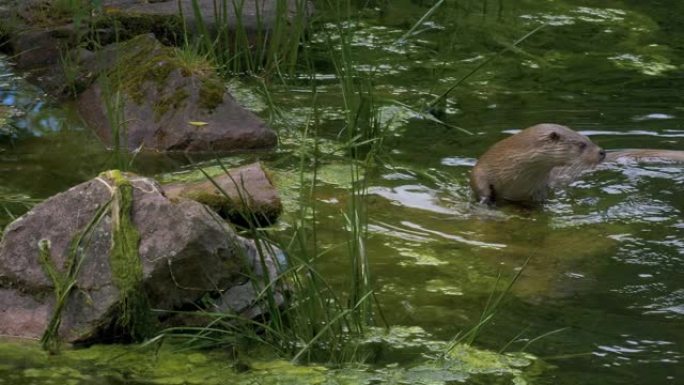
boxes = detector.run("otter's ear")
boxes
[547,131,560,142]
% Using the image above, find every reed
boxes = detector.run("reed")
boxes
[183,0,310,77]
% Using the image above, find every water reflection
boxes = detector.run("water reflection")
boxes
[0,56,71,138]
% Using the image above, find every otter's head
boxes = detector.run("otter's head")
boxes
[522,124,605,168]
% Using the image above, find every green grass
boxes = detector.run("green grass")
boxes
[38,198,111,353]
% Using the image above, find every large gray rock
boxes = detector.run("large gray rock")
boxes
[76,34,277,152]
[0,171,278,344]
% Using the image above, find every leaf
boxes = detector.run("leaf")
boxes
[189,121,209,127]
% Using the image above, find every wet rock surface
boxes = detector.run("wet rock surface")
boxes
[104,0,312,36]
[163,162,282,226]
[0,172,281,344]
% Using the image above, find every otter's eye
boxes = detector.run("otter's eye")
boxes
[578,142,587,151]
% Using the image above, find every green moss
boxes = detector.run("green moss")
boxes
[0,329,545,384]
[184,190,229,210]
[154,88,189,120]
[199,78,225,112]
[105,171,154,340]
[180,185,281,227]
[182,190,249,224]
[102,169,126,185]
[103,35,221,118]
[102,36,173,105]
[15,0,83,27]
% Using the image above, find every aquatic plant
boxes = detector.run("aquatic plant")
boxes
[0,192,38,225]
[38,198,111,353]
[106,170,154,341]
[0,333,542,384]
[98,69,129,171]
[183,0,310,76]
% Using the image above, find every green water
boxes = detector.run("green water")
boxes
[1,0,683,384]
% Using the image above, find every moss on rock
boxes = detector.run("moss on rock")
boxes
[154,87,189,120]
[199,77,225,112]
[103,34,224,118]
[101,170,154,341]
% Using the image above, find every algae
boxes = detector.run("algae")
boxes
[226,79,269,113]
[37,198,112,353]
[199,78,225,112]
[154,88,189,120]
[102,170,154,341]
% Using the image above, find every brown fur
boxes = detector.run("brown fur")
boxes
[470,123,605,204]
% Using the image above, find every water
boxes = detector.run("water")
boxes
[1,0,683,384]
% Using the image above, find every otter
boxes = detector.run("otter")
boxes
[470,123,606,204]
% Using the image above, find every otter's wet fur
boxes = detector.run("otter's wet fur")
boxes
[470,123,606,204]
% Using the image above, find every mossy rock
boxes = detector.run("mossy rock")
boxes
[162,162,283,227]
[0,172,257,344]
[76,34,277,152]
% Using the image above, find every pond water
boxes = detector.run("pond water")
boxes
[0,0,682,384]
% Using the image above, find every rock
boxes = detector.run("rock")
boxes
[8,28,65,71]
[163,162,282,226]
[76,34,277,152]
[161,238,288,328]
[0,171,281,345]
[216,239,287,319]
[0,1,86,95]
[104,0,312,38]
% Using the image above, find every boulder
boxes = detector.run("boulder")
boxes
[163,162,282,226]
[103,0,312,38]
[0,171,281,345]
[7,27,67,71]
[0,0,312,96]
[76,34,277,152]
[0,1,80,79]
